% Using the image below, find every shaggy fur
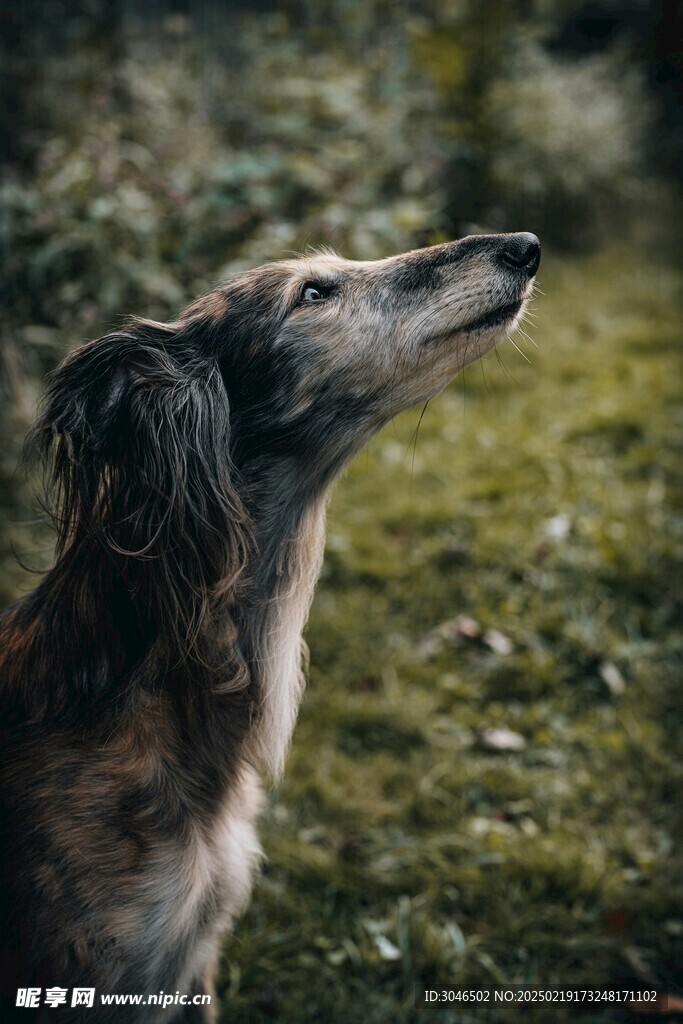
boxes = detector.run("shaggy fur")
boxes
[0,232,540,1021]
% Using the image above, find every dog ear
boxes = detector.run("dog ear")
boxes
[28,325,252,664]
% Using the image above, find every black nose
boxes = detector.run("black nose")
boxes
[500,232,541,277]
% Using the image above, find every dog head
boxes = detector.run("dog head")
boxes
[210,232,540,476]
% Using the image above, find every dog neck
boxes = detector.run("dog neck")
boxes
[236,456,329,778]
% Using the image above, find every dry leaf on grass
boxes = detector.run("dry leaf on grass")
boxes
[477,727,527,752]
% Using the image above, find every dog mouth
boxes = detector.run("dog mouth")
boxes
[459,299,524,334]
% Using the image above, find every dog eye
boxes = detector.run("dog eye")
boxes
[301,282,332,304]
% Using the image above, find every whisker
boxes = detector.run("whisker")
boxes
[479,352,490,394]
[406,400,430,492]
[495,345,519,384]
[516,325,538,349]
[508,335,532,363]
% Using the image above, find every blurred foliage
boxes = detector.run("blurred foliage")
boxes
[0,0,675,334]
[0,0,681,1020]
[488,43,653,244]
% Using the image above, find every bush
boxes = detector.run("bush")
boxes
[487,43,652,247]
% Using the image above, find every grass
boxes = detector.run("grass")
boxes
[218,246,682,1023]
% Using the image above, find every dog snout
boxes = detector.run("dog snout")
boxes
[499,232,541,277]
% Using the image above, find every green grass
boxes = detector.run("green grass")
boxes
[218,247,682,1022]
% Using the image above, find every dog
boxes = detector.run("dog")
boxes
[0,232,540,1020]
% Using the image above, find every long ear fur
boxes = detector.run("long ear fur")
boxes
[27,325,252,668]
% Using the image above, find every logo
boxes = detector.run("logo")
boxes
[16,987,96,1009]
